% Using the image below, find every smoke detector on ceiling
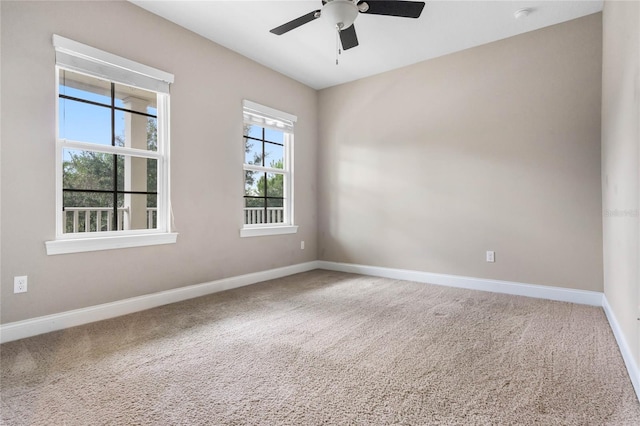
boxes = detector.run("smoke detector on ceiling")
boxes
[514,8,533,19]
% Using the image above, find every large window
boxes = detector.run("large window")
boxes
[46,36,176,255]
[242,100,298,237]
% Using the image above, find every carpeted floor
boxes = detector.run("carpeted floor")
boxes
[1,270,639,425]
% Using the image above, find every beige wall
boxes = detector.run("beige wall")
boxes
[0,1,317,323]
[602,0,640,365]
[318,14,604,291]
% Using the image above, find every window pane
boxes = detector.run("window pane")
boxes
[245,197,264,208]
[59,69,111,106]
[114,110,158,151]
[62,193,157,233]
[62,151,156,217]
[63,191,114,233]
[59,97,112,145]
[264,142,284,169]
[114,83,157,113]
[264,128,284,144]
[245,125,262,139]
[244,137,263,166]
[63,154,155,191]
[123,193,157,230]
[245,170,262,196]
[146,195,158,228]
[244,198,265,225]
[147,117,158,151]
[63,149,115,191]
[147,158,158,196]
[63,190,113,209]
[121,156,157,193]
[267,198,284,208]
[267,198,284,224]
[265,172,284,198]
[242,198,284,225]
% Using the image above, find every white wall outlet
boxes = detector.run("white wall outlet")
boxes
[486,251,495,263]
[14,276,28,293]
[301,240,305,250]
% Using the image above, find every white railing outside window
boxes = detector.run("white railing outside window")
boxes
[243,207,285,225]
[65,206,283,233]
[64,207,158,233]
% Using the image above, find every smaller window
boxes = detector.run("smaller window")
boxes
[241,100,298,237]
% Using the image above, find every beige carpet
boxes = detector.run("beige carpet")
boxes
[1,270,639,425]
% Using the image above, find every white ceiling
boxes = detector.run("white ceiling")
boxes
[130,0,603,90]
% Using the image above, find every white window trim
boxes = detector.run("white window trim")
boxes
[46,233,178,255]
[241,101,297,238]
[46,36,176,255]
[240,226,298,238]
[53,35,173,93]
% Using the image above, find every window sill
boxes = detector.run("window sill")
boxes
[45,233,178,255]
[240,225,298,238]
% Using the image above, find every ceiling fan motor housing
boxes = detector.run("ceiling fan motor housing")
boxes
[322,0,359,30]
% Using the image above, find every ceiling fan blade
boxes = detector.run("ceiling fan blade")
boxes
[358,1,425,18]
[270,10,321,35]
[340,25,359,50]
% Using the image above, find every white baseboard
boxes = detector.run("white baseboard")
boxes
[602,296,640,401]
[317,261,604,306]
[0,261,320,344]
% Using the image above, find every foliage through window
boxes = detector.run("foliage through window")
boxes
[242,101,297,234]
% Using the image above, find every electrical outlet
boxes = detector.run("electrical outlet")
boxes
[14,276,28,293]
[301,240,305,250]
[486,251,495,263]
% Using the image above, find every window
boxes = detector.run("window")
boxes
[46,35,177,255]
[241,100,298,237]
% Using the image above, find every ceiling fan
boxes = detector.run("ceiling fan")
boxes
[270,0,426,51]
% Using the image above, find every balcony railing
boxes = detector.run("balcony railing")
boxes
[244,207,284,225]
[64,207,157,233]
[64,206,285,233]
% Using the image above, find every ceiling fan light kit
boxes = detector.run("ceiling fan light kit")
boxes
[270,0,426,55]
[323,0,359,30]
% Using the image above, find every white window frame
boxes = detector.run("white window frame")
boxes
[46,35,177,255]
[241,100,298,238]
